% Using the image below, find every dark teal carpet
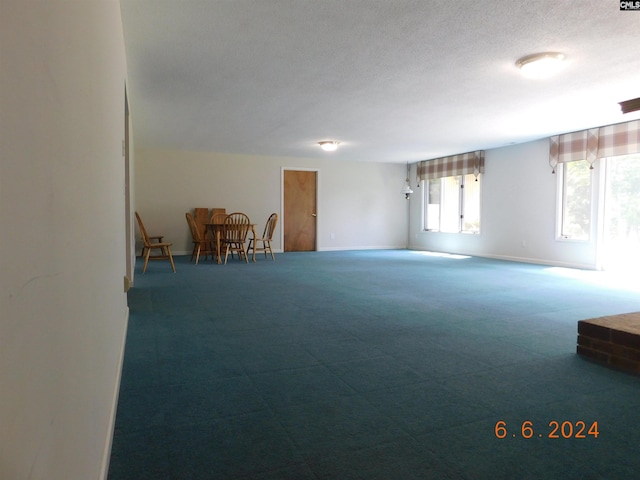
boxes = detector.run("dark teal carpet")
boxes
[108,250,640,479]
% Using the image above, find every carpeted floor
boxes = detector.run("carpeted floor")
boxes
[108,250,640,479]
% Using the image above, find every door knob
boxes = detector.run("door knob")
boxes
[311,213,317,217]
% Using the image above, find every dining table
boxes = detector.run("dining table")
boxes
[205,222,257,264]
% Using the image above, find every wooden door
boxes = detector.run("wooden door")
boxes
[284,170,317,251]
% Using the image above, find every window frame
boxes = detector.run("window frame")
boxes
[555,160,598,243]
[423,173,481,234]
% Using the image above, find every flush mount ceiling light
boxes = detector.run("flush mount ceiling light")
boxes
[516,52,565,79]
[318,141,340,152]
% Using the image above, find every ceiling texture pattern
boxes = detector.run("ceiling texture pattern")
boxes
[120,0,640,163]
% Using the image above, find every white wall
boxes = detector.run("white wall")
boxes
[135,148,409,254]
[136,140,602,269]
[409,139,598,268]
[0,2,130,479]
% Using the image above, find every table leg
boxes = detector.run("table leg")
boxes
[251,226,256,262]
[216,230,222,264]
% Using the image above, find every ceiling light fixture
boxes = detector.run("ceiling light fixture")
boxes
[516,52,565,79]
[318,141,339,152]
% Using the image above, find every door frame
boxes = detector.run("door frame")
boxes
[124,87,133,288]
[281,167,320,251]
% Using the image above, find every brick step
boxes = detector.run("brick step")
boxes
[577,312,640,375]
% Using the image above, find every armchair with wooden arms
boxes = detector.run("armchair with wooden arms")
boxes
[135,211,176,273]
[247,213,278,261]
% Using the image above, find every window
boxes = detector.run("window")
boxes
[551,120,640,268]
[601,153,640,270]
[424,174,480,233]
[559,160,592,240]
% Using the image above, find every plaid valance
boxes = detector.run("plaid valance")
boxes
[549,120,640,172]
[548,128,599,172]
[597,120,640,158]
[417,150,485,181]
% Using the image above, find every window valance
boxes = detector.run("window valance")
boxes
[597,120,640,158]
[549,119,640,172]
[417,150,485,181]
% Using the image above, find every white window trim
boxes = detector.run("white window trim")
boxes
[555,161,600,244]
[423,174,481,234]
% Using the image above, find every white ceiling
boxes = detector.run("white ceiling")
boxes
[120,0,640,163]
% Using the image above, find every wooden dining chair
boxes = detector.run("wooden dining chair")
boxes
[135,212,176,273]
[248,213,278,261]
[186,212,214,264]
[222,212,251,264]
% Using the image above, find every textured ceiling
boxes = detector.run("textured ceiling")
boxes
[120,0,640,163]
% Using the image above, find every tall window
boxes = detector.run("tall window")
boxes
[559,160,592,240]
[551,120,640,269]
[424,174,480,233]
[601,153,640,270]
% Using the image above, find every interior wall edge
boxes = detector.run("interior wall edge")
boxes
[99,308,129,480]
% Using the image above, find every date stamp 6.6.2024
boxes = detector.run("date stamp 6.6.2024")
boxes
[494,420,599,439]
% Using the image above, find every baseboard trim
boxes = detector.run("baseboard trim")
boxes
[476,253,597,270]
[173,247,406,256]
[318,245,407,252]
[407,246,597,270]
